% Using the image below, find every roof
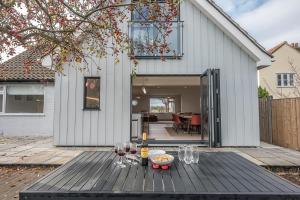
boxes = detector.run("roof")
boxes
[207,0,272,58]
[268,41,300,55]
[0,49,55,82]
[191,0,272,67]
[268,41,288,54]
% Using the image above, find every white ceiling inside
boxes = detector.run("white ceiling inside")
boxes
[132,76,201,86]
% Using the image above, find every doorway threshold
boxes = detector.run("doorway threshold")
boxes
[133,139,209,147]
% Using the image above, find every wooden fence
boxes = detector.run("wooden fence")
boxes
[259,97,300,151]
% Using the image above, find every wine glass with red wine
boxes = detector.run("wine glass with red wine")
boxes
[124,142,131,163]
[130,143,138,165]
[113,143,122,165]
[117,143,126,168]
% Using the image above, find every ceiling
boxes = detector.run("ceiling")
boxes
[132,76,201,86]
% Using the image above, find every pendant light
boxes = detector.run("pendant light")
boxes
[141,77,147,94]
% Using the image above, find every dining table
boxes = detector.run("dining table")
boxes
[20,151,300,200]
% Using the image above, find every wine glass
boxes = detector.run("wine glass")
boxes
[113,143,122,165]
[184,146,193,164]
[124,142,131,163]
[178,145,185,162]
[117,143,126,168]
[130,143,138,165]
[192,146,199,163]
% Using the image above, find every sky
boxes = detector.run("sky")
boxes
[214,0,300,49]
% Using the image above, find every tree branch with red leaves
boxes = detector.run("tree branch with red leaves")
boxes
[0,0,180,74]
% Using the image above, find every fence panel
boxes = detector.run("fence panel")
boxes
[259,97,300,151]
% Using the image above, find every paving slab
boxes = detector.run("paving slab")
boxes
[0,136,300,167]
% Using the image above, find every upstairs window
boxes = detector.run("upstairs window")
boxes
[132,1,180,21]
[277,73,295,87]
[84,77,100,110]
[130,0,182,58]
[0,86,3,113]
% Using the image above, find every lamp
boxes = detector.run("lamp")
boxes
[132,99,138,106]
[142,87,147,94]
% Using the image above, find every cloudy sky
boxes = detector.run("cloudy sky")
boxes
[214,0,300,49]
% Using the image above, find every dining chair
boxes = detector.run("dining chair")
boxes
[188,114,201,134]
[174,114,183,133]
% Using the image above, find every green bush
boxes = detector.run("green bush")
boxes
[258,86,269,99]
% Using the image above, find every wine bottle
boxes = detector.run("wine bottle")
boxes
[141,132,149,166]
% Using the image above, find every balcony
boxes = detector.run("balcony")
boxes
[129,21,183,58]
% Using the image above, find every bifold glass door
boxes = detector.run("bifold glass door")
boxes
[200,69,221,147]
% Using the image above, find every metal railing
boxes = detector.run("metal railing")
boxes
[128,21,183,58]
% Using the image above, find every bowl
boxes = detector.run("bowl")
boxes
[149,150,166,157]
[150,154,174,165]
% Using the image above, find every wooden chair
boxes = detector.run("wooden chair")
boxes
[188,114,201,134]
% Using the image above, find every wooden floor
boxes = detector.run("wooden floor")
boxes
[20,151,300,200]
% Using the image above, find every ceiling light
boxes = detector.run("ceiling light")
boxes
[142,87,147,94]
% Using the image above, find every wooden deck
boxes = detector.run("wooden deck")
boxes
[20,151,300,200]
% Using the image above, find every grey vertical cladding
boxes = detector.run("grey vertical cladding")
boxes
[53,0,260,146]
[135,1,259,146]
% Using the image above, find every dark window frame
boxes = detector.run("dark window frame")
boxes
[276,73,295,88]
[83,77,101,111]
[130,0,181,22]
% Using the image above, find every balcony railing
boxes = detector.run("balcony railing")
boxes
[129,21,183,58]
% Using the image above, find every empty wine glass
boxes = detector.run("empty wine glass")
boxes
[116,143,126,168]
[192,146,199,163]
[130,143,138,165]
[184,146,193,164]
[178,145,185,161]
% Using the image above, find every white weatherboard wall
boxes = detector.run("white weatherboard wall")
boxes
[0,84,54,136]
[54,0,261,146]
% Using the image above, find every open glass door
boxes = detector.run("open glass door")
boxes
[200,69,221,147]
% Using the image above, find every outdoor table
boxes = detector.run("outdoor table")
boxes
[20,151,300,200]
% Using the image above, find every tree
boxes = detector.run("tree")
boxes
[258,86,269,99]
[0,0,180,73]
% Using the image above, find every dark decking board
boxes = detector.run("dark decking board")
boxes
[20,151,300,200]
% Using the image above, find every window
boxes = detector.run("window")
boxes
[130,1,182,57]
[84,77,100,110]
[0,86,3,113]
[130,22,182,57]
[150,97,175,113]
[277,73,295,87]
[132,1,179,21]
[0,85,44,114]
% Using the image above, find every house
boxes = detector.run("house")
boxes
[0,49,55,136]
[258,42,300,99]
[53,0,272,147]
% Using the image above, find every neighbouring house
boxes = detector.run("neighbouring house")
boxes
[258,41,300,99]
[0,49,55,136]
[53,0,271,147]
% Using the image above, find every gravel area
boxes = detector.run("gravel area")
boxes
[0,166,55,200]
[266,167,300,186]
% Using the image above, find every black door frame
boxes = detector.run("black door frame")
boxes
[200,69,221,147]
[130,74,209,146]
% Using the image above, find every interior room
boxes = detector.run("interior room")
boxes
[131,76,208,142]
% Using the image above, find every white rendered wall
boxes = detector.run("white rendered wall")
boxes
[0,83,54,136]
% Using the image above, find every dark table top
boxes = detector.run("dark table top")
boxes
[20,151,300,200]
